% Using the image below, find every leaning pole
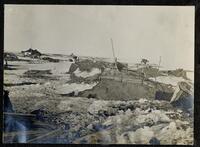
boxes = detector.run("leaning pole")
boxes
[110,38,118,71]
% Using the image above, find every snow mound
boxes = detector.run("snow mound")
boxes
[74,68,101,78]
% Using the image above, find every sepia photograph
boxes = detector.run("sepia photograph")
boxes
[3,5,194,144]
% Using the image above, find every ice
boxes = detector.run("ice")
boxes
[138,98,148,103]
[74,68,101,78]
[57,97,94,114]
[28,61,72,76]
[4,54,194,144]
[4,74,21,84]
[103,106,193,144]
[117,126,154,144]
[87,100,109,114]
[5,60,72,77]
[56,82,98,94]
[57,100,75,112]
[135,110,171,125]
[44,54,70,61]
[149,76,185,87]
[186,71,194,82]
[128,127,154,144]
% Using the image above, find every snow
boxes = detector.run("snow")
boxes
[87,100,109,114]
[128,127,154,144]
[4,54,194,144]
[74,68,101,78]
[56,82,98,94]
[138,98,148,103]
[57,100,75,112]
[102,106,193,144]
[27,61,72,75]
[135,110,171,125]
[117,126,155,144]
[4,74,21,84]
[149,76,185,87]
[186,72,194,82]
[57,97,93,112]
[5,60,72,77]
[44,54,70,61]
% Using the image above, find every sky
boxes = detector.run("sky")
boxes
[4,5,194,70]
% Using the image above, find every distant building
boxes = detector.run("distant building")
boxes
[4,52,18,61]
[70,53,79,63]
[21,48,42,58]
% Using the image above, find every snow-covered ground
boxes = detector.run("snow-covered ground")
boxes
[74,68,101,78]
[56,82,98,95]
[186,71,194,82]
[26,61,72,75]
[3,54,194,144]
[149,76,186,87]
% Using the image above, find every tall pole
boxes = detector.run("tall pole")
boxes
[110,38,118,70]
[110,38,116,60]
[158,56,161,69]
[155,56,162,82]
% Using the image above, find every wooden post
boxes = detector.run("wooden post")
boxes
[110,38,118,71]
[5,59,8,67]
[26,128,62,143]
[155,56,161,82]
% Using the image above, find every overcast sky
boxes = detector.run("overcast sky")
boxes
[4,5,194,70]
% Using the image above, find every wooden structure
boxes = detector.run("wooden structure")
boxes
[3,112,63,143]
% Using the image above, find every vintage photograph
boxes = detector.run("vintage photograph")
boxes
[3,5,194,144]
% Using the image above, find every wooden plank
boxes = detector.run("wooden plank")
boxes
[3,112,36,118]
[3,113,36,122]
[26,128,62,143]
[3,130,47,137]
[101,76,142,84]
[32,121,56,130]
[73,126,113,144]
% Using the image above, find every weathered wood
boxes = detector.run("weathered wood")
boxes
[3,112,36,122]
[73,126,113,144]
[26,128,62,143]
[101,76,142,84]
[3,130,47,137]
[3,112,36,117]
[33,121,56,130]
